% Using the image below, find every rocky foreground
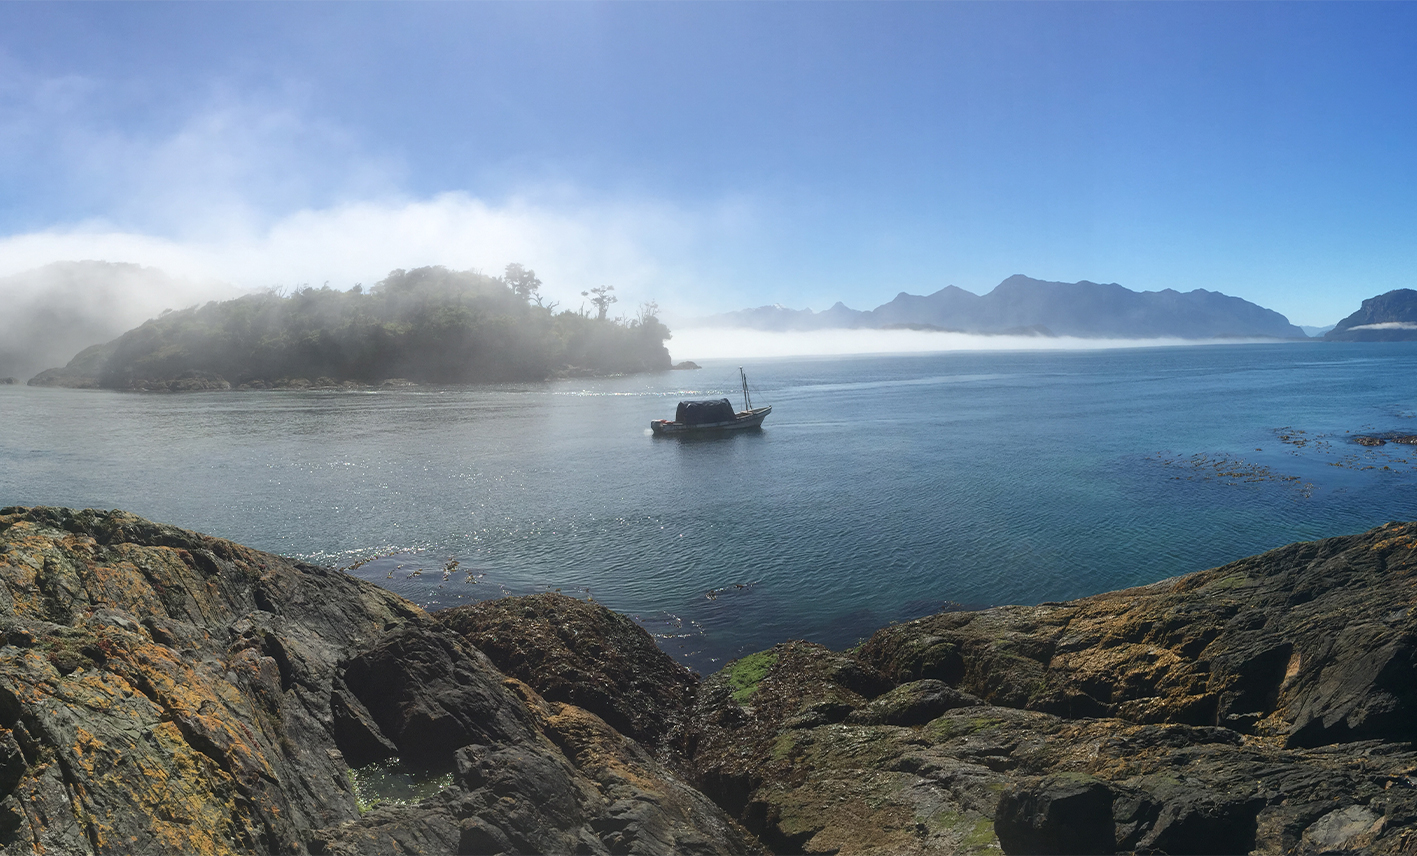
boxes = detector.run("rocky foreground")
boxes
[0,507,1413,855]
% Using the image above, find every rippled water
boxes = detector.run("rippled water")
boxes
[3,342,1416,670]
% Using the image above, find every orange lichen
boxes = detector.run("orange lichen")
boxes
[543,702,660,792]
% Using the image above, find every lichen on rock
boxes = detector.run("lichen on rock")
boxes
[683,521,1417,855]
[0,507,760,856]
[0,506,1415,855]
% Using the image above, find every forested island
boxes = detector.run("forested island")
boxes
[28,265,672,390]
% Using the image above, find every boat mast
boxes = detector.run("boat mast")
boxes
[740,367,752,411]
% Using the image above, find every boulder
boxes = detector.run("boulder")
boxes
[439,592,698,752]
[845,679,982,726]
[994,774,1116,855]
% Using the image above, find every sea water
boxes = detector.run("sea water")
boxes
[3,341,1416,670]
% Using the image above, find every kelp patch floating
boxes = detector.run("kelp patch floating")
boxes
[1146,451,1312,496]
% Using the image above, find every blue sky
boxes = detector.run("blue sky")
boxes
[1,2,1414,326]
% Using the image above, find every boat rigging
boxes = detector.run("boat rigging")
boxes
[650,367,772,436]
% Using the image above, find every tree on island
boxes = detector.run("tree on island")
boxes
[502,263,544,306]
[582,285,617,320]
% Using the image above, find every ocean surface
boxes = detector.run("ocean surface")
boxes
[3,342,1416,671]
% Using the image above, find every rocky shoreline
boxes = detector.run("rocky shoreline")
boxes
[0,506,1412,854]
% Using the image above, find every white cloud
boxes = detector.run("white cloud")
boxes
[0,191,706,310]
[0,60,741,317]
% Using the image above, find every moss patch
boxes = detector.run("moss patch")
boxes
[726,650,778,705]
[961,818,997,851]
[770,731,799,762]
[1202,573,1250,592]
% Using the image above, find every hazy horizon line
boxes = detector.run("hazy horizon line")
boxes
[669,326,1311,361]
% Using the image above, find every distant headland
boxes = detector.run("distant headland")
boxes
[1323,288,1417,341]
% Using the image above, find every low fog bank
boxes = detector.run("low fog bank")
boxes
[0,261,238,381]
[670,326,1291,361]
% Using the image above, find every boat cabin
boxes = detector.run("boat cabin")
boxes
[675,399,736,425]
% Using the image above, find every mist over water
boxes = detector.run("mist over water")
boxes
[3,342,1415,671]
[670,326,1284,360]
[0,261,237,381]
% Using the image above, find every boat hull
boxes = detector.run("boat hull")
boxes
[650,405,771,435]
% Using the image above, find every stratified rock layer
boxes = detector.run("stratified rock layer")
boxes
[0,507,759,856]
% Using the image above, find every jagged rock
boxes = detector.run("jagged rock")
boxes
[123,370,232,392]
[438,592,699,751]
[686,522,1417,855]
[0,507,758,856]
[857,522,1417,746]
[341,622,537,771]
[3,506,1416,855]
[314,679,764,856]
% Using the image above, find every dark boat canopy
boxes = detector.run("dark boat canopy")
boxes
[676,399,736,424]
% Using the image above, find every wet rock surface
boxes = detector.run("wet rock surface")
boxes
[0,506,1414,854]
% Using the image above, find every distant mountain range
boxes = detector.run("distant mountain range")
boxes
[1324,289,1417,341]
[694,275,1308,340]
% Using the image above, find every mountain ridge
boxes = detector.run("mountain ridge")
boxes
[697,275,1308,339]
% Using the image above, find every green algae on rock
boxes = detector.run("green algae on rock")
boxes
[725,651,779,705]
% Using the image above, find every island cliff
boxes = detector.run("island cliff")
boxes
[0,506,1412,854]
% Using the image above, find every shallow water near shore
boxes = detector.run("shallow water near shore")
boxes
[3,341,1417,671]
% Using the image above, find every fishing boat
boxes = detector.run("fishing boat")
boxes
[651,368,771,436]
